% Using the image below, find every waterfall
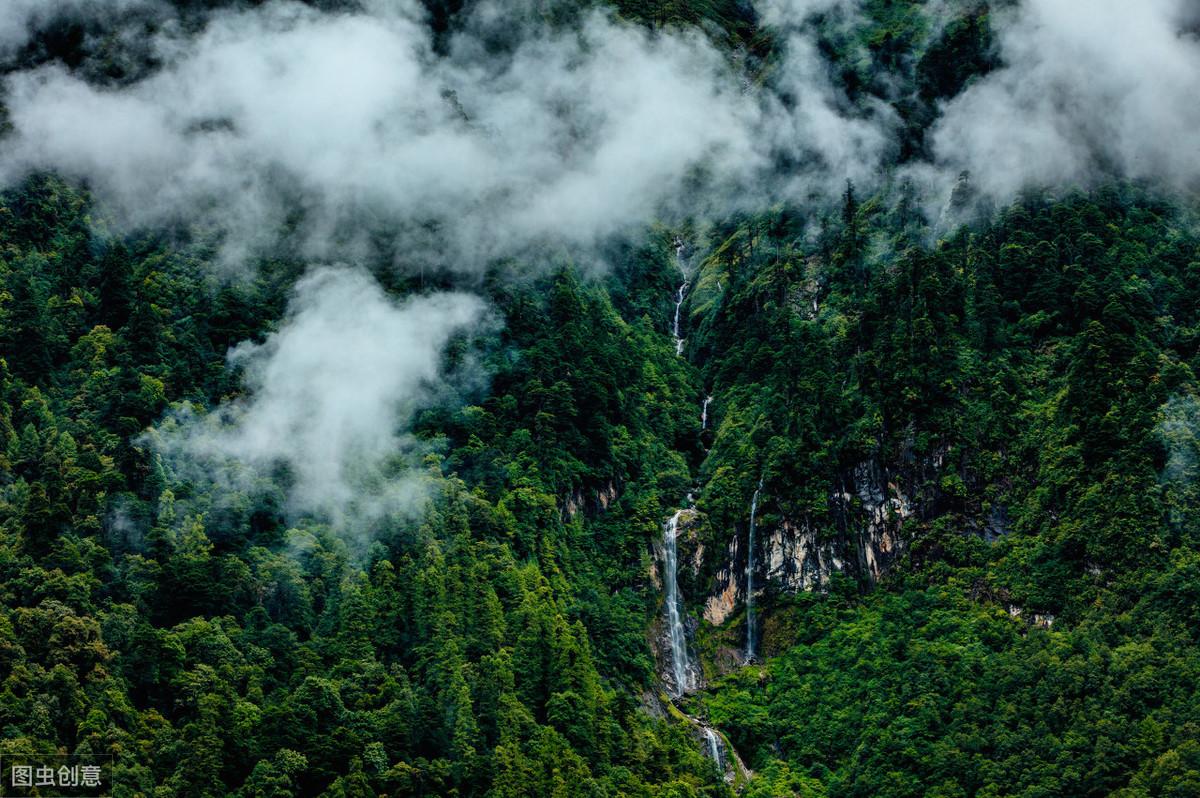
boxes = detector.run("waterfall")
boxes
[664,509,698,696]
[660,505,742,776]
[658,237,747,778]
[745,477,763,663]
[702,726,724,770]
[672,281,689,355]
[671,238,689,356]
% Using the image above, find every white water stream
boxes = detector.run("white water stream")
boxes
[657,241,750,785]
[664,509,699,696]
[745,477,763,663]
[672,280,689,355]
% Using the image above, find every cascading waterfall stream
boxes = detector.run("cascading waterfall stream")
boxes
[660,241,701,702]
[745,476,763,664]
[655,239,750,787]
[672,281,689,355]
[671,237,689,355]
[702,727,724,769]
[664,508,698,696]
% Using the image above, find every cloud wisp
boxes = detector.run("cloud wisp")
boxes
[149,267,486,530]
[922,0,1200,203]
[3,0,1199,263]
[1,2,772,270]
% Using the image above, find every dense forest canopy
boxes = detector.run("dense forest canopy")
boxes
[0,0,1199,797]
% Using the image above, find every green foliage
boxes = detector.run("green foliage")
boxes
[3,6,1200,792]
[682,184,1200,796]
[0,176,722,795]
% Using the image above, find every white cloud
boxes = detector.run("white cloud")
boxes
[765,31,897,191]
[1,2,768,269]
[0,0,909,271]
[152,267,486,527]
[926,0,1200,201]
[7,0,1190,270]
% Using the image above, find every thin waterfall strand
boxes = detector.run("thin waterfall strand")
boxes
[745,477,763,663]
[672,281,688,355]
[702,727,723,769]
[658,239,737,771]
[664,509,697,695]
[672,239,688,356]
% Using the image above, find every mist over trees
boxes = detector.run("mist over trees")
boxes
[0,1,1199,797]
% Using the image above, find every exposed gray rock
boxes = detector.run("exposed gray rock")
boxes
[702,455,913,634]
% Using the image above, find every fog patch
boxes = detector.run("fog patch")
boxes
[923,0,1200,203]
[1160,393,1200,535]
[148,266,487,532]
[1,2,769,270]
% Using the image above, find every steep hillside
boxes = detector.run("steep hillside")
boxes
[1,1,1198,797]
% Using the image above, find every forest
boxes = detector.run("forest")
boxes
[1,0,1199,796]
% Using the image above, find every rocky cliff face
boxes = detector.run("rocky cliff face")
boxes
[562,480,620,518]
[703,536,741,626]
[644,451,928,674]
[701,456,913,637]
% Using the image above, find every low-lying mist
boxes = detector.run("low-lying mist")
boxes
[145,266,488,532]
[3,0,1198,537]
